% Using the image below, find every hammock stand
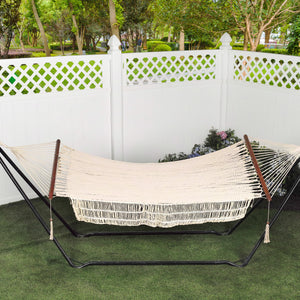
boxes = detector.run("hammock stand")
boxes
[0,139,299,268]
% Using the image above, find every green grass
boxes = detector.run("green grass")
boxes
[0,197,299,299]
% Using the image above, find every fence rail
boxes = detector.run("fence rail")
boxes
[233,50,300,90]
[0,55,109,97]
[123,50,218,87]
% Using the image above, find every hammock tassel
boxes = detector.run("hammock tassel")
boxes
[264,222,270,243]
[264,200,271,243]
[50,218,54,240]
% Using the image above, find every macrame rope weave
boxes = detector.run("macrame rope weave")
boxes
[3,138,300,228]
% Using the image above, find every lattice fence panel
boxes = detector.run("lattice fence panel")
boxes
[0,56,105,97]
[233,53,300,90]
[124,51,217,86]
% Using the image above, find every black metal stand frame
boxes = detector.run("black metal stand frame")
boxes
[1,146,299,268]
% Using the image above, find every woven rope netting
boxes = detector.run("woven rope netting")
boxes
[2,138,300,228]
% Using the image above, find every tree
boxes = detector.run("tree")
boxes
[31,0,51,56]
[109,0,119,37]
[68,0,107,54]
[152,0,230,50]
[68,0,85,55]
[183,0,235,49]
[287,14,300,55]
[84,0,110,51]
[16,0,27,52]
[152,0,190,50]
[230,0,300,51]
[47,0,71,55]
[121,0,152,51]
[0,0,21,58]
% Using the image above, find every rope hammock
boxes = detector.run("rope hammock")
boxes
[2,137,300,232]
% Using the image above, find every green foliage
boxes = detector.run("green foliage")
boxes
[260,49,289,55]
[147,40,173,52]
[230,0,299,51]
[166,42,179,51]
[0,0,21,58]
[160,36,168,42]
[287,14,300,55]
[184,42,190,50]
[154,44,172,51]
[31,52,47,57]
[203,128,241,151]
[49,42,73,51]
[255,44,265,52]
[147,40,166,52]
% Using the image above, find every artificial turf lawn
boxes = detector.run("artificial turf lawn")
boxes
[0,197,299,299]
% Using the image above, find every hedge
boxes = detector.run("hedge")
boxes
[154,44,172,51]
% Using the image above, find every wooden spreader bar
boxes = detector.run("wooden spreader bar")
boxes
[49,139,61,200]
[244,135,272,202]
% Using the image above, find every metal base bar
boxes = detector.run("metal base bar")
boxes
[1,147,299,268]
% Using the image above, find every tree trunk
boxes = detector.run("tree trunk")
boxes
[243,29,248,50]
[167,26,171,42]
[109,0,119,38]
[264,28,271,45]
[250,29,264,51]
[59,39,64,55]
[127,28,134,52]
[71,34,76,51]
[1,30,13,58]
[179,28,184,51]
[31,0,50,56]
[72,14,84,55]
[142,34,147,51]
[17,25,25,52]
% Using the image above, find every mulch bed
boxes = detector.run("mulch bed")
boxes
[4,48,53,59]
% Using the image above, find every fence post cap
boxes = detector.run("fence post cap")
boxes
[220,33,232,50]
[108,35,121,53]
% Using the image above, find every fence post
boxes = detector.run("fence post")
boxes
[108,35,124,161]
[218,33,232,130]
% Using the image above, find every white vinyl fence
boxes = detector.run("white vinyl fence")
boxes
[0,33,299,204]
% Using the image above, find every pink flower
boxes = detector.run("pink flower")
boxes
[217,131,227,140]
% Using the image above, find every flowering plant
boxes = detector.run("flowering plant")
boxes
[159,128,240,162]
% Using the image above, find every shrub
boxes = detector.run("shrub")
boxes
[166,42,179,51]
[191,40,216,50]
[287,15,300,55]
[147,41,166,52]
[161,37,168,42]
[159,128,240,162]
[153,44,172,52]
[31,52,47,57]
[260,49,289,55]
[49,42,74,51]
[256,44,265,52]
[184,42,191,50]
